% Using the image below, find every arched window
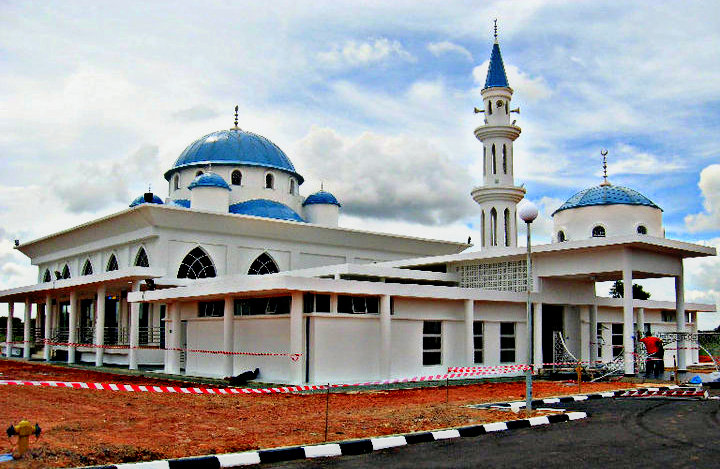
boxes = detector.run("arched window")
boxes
[177,247,216,279]
[81,259,93,276]
[490,208,498,247]
[505,101,509,115]
[196,170,204,177]
[289,179,296,195]
[106,254,119,272]
[135,247,149,267]
[173,174,179,190]
[231,170,242,186]
[504,208,511,246]
[483,146,487,176]
[491,145,497,175]
[265,173,274,189]
[488,101,492,115]
[61,264,71,279]
[557,231,566,242]
[637,225,647,235]
[481,210,486,247]
[592,226,606,238]
[42,269,51,282]
[248,253,279,275]
[502,145,507,174]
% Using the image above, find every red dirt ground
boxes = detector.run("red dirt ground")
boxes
[0,359,641,468]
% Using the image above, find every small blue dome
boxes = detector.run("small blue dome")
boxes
[553,184,662,216]
[129,193,164,208]
[302,190,341,207]
[188,172,231,191]
[229,199,305,222]
[165,128,303,184]
[168,199,190,208]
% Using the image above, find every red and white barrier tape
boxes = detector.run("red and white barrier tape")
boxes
[14,340,303,361]
[0,365,530,395]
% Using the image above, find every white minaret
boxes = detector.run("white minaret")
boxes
[471,25,526,249]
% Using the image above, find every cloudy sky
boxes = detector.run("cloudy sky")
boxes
[2,1,719,327]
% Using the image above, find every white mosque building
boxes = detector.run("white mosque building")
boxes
[0,34,715,384]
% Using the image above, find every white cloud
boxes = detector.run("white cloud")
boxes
[427,41,473,61]
[318,38,415,68]
[608,143,684,177]
[51,145,161,213]
[685,164,720,232]
[294,126,476,225]
[472,61,551,102]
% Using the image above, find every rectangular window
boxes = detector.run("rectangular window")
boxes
[661,311,676,323]
[233,297,291,316]
[611,323,623,358]
[303,293,331,313]
[337,295,379,314]
[423,321,442,366]
[198,301,224,318]
[473,321,484,364]
[500,322,516,363]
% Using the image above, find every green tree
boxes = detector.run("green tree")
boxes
[609,280,651,300]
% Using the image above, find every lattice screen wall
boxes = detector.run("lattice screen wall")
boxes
[456,260,530,292]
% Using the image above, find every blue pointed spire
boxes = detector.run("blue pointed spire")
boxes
[484,41,510,89]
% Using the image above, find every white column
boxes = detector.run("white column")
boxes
[23,299,31,359]
[128,280,141,370]
[223,296,234,377]
[380,295,392,378]
[579,305,590,362]
[289,292,304,384]
[636,307,645,335]
[622,255,634,375]
[95,285,106,367]
[533,302,543,369]
[690,313,699,365]
[329,294,338,313]
[68,291,78,364]
[675,268,687,371]
[165,302,181,374]
[44,294,52,361]
[5,302,13,357]
[464,299,474,366]
[589,304,598,364]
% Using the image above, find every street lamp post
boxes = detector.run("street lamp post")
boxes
[518,200,538,412]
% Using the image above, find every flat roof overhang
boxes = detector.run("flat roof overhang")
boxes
[0,267,165,303]
[128,273,714,313]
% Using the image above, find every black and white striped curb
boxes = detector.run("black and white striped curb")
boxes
[470,385,698,411]
[83,411,586,468]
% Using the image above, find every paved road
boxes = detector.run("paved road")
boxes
[261,396,720,468]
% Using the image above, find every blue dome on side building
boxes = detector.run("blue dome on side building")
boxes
[129,193,164,208]
[229,199,306,222]
[552,184,662,216]
[302,190,341,207]
[188,172,231,191]
[165,128,303,184]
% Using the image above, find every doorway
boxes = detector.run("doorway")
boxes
[542,305,564,364]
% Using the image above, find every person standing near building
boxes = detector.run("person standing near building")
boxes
[639,332,664,379]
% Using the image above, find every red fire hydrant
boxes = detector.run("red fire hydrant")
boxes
[6,420,41,458]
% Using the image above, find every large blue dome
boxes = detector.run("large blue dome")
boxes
[164,128,303,183]
[553,184,661,216]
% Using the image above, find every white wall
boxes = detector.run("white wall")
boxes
[310,316,380,383]
[553,204,663,242]
[169,166,304,214]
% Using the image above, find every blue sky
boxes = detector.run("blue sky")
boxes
[1,1,719,326]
